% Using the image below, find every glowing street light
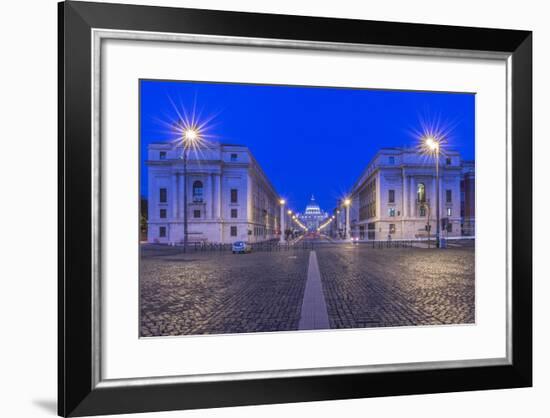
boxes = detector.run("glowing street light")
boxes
[183,128,199,142]
[422,135,442,248]
[178,125,202,252]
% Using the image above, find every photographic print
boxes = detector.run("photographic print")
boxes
[139,80,475,337]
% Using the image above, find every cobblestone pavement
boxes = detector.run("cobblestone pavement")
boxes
[140,247,309,336]
[315,245,475,328]
[140,243,475,336]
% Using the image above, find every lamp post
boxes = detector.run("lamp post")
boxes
[424,136,441,248]
[344,198,351,241]
[180,127,200,252]
[336,209,341,239]
[279,199,286,243]
[287,209,292,240]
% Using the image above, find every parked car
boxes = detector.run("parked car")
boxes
[232,241,252,254]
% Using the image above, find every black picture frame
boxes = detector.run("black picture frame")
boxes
[58,1,532,416]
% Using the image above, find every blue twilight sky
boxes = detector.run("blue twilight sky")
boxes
[140,80,475,212]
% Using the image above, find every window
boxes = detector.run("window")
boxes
[231,209,238,218]
[388,207,396,217]
[447,207,452,216]
[159,151,166,160]
[446,189,452,203]
[388,156,395,165]
[447,223,453,233]
[446,157,452,165]
[420,206,426,217]
[193,210,201,218]
[389,224,396,234]
[388,189,395,203]
[231,189,238,203]
[159,226,166,237]
[159,188,167,203]
[192,181,203,202]
[417,183,426,203]
[159,209,167,219]
[230,153,238,161]
[230,226,237,236]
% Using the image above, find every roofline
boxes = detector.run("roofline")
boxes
[349,147,467,195]
[146,141,282,200]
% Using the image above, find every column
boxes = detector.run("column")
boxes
[409,176,414,217]
[215,174,222,219]
[175,173,180,219]
[402,171,408,218]
[215,173,223,242]
[431,176,437,217]
[210,173,215,219]
[178,171,184,220]
[206,174,213,219]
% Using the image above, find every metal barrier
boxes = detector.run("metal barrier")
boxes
[369,239,414,248]
[186,239,316,253]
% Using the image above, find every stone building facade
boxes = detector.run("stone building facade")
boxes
[146,142,282,244]
[344,148,475,240]
[461,160,475,236]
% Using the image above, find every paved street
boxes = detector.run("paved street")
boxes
[140,246,309,336]
[140,240,475,337]
[315,244,475,328]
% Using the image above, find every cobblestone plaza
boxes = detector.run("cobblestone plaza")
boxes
[140,241,475,337]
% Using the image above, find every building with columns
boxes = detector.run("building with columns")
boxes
[296,195,329,231]
[344,148,475,240]
[146,142,282,244]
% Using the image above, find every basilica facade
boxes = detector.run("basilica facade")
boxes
[146,142,282,244]
[297,195,329,231]
[343,148,475,240]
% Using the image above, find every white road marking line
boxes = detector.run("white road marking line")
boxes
[298,250,330,330]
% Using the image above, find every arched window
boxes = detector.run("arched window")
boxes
[192,180,203,202]
[417,183,426,203]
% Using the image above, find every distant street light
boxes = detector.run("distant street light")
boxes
[279,199,286,243]
[422,136,441,248]
[344,198,351,241]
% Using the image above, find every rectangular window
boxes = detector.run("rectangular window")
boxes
[159,151,166,160]
[230,153,238,161]
[159,188,167,203]
[388,156,395,165]
[388,207,396,217]
[420,206,426,217]
[193,210,201,218]
[446,157,452,165]
[446,189,452,203]
[389,224,396,234]
[159,209,167,218]
[231,209,238,218]
[159,226,166,237]
[447,207,452,216]
[230,226,237,236]
[447,223,453,233]
[388,189,395,203]
[231,189,238,203]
